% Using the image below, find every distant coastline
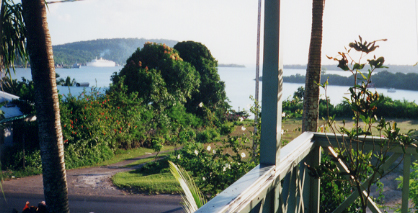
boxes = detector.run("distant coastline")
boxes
[218,64,245,68]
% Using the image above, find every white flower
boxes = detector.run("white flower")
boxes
[194,150,199,156]
[177,154,181,159]
[281,129,284,135]
[223,167,226,172]
[241,126,246,131]
[199,102,203,108]
[282,112,286,117]
[225,163,231,169]
[241,152,246,158]
[239,117,244,122]
[202,177,206,181]
[213,150,216,154]
[207,145,211,151]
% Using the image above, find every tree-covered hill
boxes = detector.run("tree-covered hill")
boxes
[52,38,178,66]
[284,64,418,74]
[283,71,418,91]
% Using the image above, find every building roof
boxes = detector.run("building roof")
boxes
[0,91,24,122]
[0,91,19,102]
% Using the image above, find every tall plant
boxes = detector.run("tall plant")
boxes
[22,1,69,212]
[169,161,206,213]
[312,36,418,212]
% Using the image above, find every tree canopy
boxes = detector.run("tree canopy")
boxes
[111,42,200,107]
[174,41,228,116]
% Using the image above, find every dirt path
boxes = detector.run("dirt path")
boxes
[1,151,166,197]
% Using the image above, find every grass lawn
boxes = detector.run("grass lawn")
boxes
[96,145,175,167]
[112,170,181,194]
[0,146,176,180]
[111,117,418,195]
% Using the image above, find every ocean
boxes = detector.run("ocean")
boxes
[10,66,418,113]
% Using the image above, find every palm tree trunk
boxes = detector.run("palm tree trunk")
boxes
[21,1,69,212]
[302,0,325,132]
[0,0,4,74]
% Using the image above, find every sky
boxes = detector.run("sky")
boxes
[45,0,418,66]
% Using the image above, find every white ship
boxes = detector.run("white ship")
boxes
[86,57,116,67]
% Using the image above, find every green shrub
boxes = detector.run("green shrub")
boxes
[196,128,219,143]
[219,123,234,135]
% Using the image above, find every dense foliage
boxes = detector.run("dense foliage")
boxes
[1,41,232,173]
[111,42,200,105]
[138,105,259,197]
[282,86,418,120]
[174,41,228,118]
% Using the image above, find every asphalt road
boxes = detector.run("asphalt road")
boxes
[0,192,183,213]
[0,151,184,213]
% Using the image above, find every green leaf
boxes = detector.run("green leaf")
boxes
[353,63,365,70]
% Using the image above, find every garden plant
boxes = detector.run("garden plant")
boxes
[310,36,418,212]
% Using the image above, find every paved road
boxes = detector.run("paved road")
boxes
[0,192,183,213]
[0,152,183,213]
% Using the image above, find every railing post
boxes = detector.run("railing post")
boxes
[260,0,282,170]
[307,146,321,213]
[402,154,411,213]
[260,0,282,212]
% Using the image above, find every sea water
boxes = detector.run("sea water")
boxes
[10,66,418,113]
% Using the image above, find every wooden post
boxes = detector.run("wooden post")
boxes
[260,0,282,212]
[402,154,411,213]
[260,0,283,167]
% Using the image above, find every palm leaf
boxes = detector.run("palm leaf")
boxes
[168,161,206,213]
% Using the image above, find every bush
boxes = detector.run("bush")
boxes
[219,123,234,135]
[196,128,219,143]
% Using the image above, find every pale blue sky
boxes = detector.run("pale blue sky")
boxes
[45,0,418,66]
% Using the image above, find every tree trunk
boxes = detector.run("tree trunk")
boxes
[0,0,4,74]
[21,1,69,212]
[302,0,325,132]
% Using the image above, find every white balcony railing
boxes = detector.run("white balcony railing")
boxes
[196,132,416,213]
[196,0,416,212]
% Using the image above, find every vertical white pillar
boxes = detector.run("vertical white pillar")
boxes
[402,154,411,213]
[260,0,283,212]
[260,0,283,166]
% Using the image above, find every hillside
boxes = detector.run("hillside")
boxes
[52,38,178,66]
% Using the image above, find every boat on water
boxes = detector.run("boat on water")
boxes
[86,57,116,67]
[387,88,396,93]
[72,63,80,68]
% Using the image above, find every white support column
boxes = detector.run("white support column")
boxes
[260,0,282,212]
[402,154,411,213]
[260,0,283,167]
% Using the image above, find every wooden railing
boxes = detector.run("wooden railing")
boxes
[203,0,416,212]
[196,132,416,213]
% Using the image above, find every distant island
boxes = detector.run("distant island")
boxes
[283,64,418,74]
[282,71,418,91]
[218,64,246,68]
[35,38,178,67]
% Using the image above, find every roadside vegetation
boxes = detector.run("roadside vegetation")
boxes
[0,41,230,177]
[2,39,418,212]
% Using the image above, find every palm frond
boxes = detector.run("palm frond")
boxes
[168,161,206,213]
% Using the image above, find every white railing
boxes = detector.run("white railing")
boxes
[196,132,416,213]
